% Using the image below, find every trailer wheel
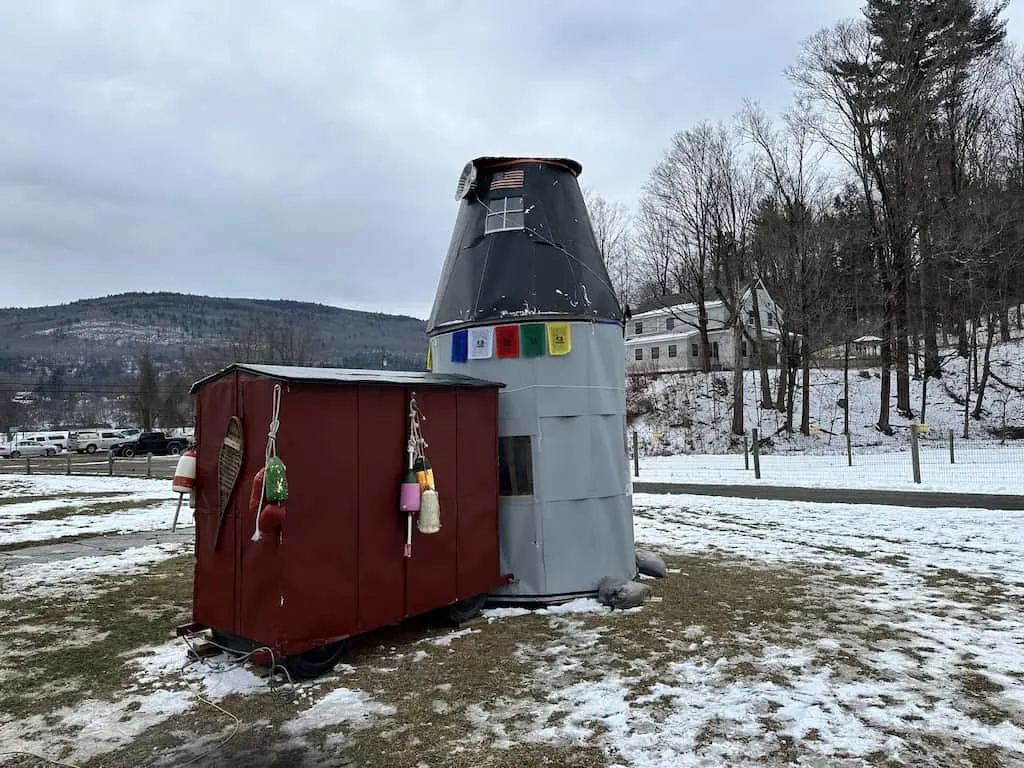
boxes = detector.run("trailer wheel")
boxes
[283,638,350,679]
[444,593,488,626]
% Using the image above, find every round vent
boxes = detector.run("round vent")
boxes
[454,162,477,201]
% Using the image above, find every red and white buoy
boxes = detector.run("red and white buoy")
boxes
[171,449,197,531]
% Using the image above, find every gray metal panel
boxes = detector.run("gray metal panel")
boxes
[431,321,635,601]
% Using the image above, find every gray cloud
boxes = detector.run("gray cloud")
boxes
[3,0,1019,318]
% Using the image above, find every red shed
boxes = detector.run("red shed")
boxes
[182,363,506,676]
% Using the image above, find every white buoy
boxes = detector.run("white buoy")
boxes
[417,488,441,534]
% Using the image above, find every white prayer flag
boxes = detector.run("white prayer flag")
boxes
[467,326,494,359]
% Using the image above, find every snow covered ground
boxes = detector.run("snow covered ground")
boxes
[635,445,1024,494]
[2,476,1022,765]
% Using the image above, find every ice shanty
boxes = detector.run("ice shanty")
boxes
[180,364,508,677]
[426,155,637,602]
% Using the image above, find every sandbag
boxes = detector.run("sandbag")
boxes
[597,576,651,610]
[636,549,668,579]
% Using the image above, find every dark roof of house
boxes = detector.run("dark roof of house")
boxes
[189,363,505,394]
[631,288,727,315]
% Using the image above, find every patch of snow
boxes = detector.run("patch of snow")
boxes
[281,687,396,736]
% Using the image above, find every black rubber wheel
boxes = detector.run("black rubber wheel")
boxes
[10,451,19,459]
[122,446,135,457]
[283,639,350,679]
[85,444,97,454]
[444,594,489,626]
[168,444,182,456]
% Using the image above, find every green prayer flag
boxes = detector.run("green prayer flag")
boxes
[520,323,547,357]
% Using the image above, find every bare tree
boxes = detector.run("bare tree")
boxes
[583,187,634,308]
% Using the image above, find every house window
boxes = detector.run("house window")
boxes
[485,197,525,234]
[666,317,674,331]
[668,344,677,358]
[766,312,774,326]
[634,348,643,361]
[498,436,533,496]
[742,341,748,356]
[747,311,755,324]
[651,346,660,360]
[635,321,643,334]
[690,343,699,357]
[713,342,720,359]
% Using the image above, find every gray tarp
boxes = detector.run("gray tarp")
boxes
[430,320,636,601]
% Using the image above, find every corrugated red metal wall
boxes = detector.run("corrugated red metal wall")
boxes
[191,373,502,657]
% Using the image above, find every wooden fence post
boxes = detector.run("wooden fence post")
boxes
[66,454,72,475]
[910,426,922,484]
[108,454,114,477]
[146,453,152,479]
[846,431,853,467]
[26,457,31,475]
[751,429,761,480]
[632,431,639,478]
[743,433,749,470]
[949,429,955,465]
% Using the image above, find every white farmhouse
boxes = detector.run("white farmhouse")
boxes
[625,281,785,373]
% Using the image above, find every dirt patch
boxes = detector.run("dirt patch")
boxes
[29,499,165,522]
[0,491,128,507]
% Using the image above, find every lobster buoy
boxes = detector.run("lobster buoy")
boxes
[171,449,197,495]
[414,456,435,493]
[418,487,441,534]
[400,469,421,512]
[264,456,288,502]
[248,467,266,517]
[259,502,287,534]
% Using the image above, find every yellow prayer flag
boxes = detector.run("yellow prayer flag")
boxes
[547,322,572,356]
[426,343,433,370]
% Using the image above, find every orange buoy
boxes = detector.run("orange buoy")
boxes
[171,449,197,495]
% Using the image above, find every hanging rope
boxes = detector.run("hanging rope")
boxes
[407,394,427,468]
[266,383,282,465]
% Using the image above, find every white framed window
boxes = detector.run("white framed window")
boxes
[485,196,525,234]
[634,348,643,361]
[635,321,643,334]
[666,317,674,330]
[651,346,660,360]
[668,344,677,358]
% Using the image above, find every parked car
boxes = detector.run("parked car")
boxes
[31,434,67,451]
[68,430,131,454]
[110,431,190,458]
[0,445,9,459]
[7,440,55,458]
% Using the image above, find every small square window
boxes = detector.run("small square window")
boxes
[713,342,720,359]
[499,436,533,496]
[666,317,674,330]
[742,341,748,356]
[668,344,677,358]
[635,322,643,334]
[485,196,526,234]
[634,348,643,360]
[651,347,660,360]
[691,344,699,357]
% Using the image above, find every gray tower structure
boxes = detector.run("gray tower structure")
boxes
[426,156,636,602]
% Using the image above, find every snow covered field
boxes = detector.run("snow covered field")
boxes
[636,445,1024,494]
[1,476,1022,766]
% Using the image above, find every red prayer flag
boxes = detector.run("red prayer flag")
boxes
[495,325,520,358]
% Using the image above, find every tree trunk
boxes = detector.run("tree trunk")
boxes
[957,316,969,358]
[800,334,811,436]
[785,354,797,434]
[971,318,979,391]
[1000,304,1011,343]
[963,347,972,439]
[1016,304,1022,331]
[972,313,996,419]
[731,316,745,436]
[894,244,912,417]
[878,324,892,434]
[920,220,942,379]
[775,335,788,412]
[912,333,920,379]
[749,281,773,409]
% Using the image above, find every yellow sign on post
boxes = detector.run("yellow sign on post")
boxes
[914,423,930,433]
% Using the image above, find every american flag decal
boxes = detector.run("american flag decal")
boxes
[490,169,524,190]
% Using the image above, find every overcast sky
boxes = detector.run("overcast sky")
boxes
[2,1,1022,320]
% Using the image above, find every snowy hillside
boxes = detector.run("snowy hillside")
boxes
[629,332,1024,457]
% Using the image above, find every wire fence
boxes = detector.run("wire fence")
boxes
[632,428,1024,494]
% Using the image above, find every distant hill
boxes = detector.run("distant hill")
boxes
[0,291,428,380]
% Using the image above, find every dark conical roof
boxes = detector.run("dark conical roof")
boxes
[427,156,624,334]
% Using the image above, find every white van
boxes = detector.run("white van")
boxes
[68,430,129,454]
